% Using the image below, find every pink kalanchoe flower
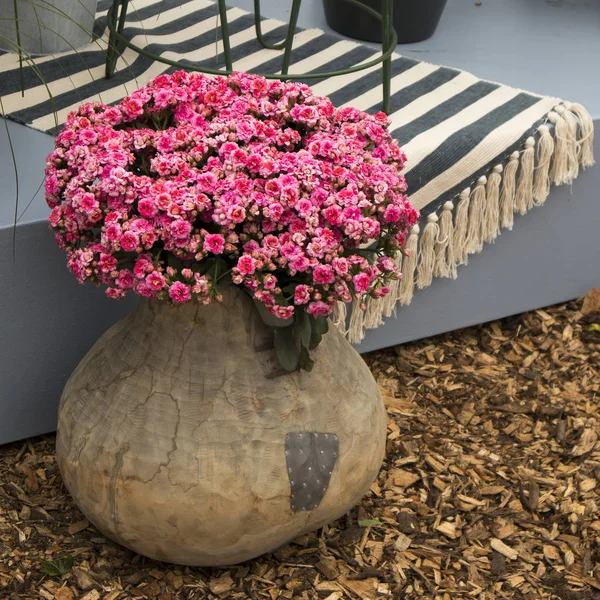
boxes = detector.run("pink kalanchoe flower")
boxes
[262,273,277,290]
[116,270,134,289]
[138,198,158,218]
[306,301,332,317]
[168,281,191,303]
[372,285,391,298]
[294,285,311,305]
[192,274,209,294]
[383,204,402,223]
[145,271,166,291]
[44,71,417,320]
[106,287,126,299]
[203,233,225,254]
[237,255,257,276]
[312,264,335,285]
[104,223,122,242]
[271,305,295,320]
[353,272,371,294]
[289,255,310,273]
[120,231,139,252]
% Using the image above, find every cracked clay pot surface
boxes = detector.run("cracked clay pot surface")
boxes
[56,286,386,566]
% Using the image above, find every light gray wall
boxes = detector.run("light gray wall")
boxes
[0,121,137,444]
[0,0,599,444]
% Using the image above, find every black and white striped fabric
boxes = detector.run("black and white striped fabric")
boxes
[0,0,594,342]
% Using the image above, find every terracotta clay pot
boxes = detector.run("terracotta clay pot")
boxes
[56,286,386,566]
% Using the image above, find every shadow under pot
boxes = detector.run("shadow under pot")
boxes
[322,0,448,44]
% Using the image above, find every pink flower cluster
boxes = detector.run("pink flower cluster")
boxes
[46,71,417,319]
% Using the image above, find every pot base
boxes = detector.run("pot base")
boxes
[56,288,386,566]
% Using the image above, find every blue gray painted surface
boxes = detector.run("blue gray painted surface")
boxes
[0,121,137,445]
[0,0,599,443]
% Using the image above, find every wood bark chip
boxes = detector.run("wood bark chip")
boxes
[1,291,599,598]
[394,532,412,552]
[316,556,340,580]
[208,574,234,595]
[66,518,89,536]
[490,538,518,560]
[52,588,74,600]
[581,287,600,315]
[519,479,540,511]
[72,567,96,591]
[490,551,506,576]
[572,428,598,456]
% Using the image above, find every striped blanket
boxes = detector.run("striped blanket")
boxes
[1,0,594,342]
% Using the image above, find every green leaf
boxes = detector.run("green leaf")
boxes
[314,316,329,336]
[588,323,600,332]
[167,255,186,272]
[274,327,299,372]
[358,519,383,527]
[282,283,298,294]
[40,552,74,577]
[307,315,328,351]
[294,309,311,348]
[299,345,314,372]
[308,330,322,351]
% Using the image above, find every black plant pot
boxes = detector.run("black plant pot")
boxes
[322,0,448,44]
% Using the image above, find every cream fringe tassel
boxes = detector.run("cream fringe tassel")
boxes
[533,125,554,205]
[466,176,487,254]
[433,200,457,279]
[398,224,419,306]
[341,102,595,343]
[515,137,535,215]
[499,151,519,230]
[484,165,502,243]
[416,213,439,289]
[453,187,471,265]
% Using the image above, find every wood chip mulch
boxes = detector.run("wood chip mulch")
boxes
[1,290,600,600]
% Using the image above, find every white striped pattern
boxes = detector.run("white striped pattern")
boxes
[0,0,564,214]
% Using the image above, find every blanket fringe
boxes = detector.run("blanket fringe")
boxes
[568,102,595,168]
[417,213,439,289]
[337,101,595,343]
[381,252,403,318]
[452,187,471,265]
[533,124,554,205]
[347,299,364,344]
[499,151,519,230]
[515,137,535,215]
[331,300,347,335]
[559,104,580,181]
[434,200,456,279]
[484,165,502,243]
[466,176,487,254]
[399,224,420,306]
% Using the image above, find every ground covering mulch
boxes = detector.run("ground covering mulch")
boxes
[1,290,600,600]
